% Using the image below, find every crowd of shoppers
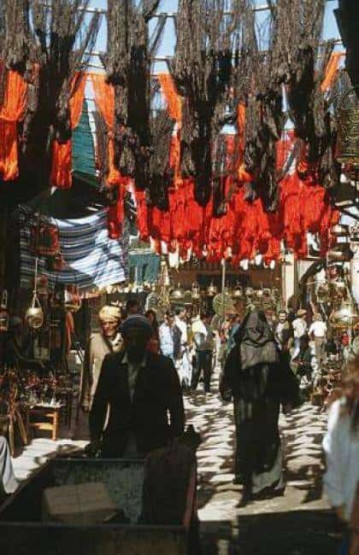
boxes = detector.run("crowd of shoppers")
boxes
[4,294,357,552]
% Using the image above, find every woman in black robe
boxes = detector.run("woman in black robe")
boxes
[220,309,299,506]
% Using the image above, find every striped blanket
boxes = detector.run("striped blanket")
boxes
[20,209,128,291]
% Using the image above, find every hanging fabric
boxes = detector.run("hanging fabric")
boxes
[321,52,345,92]
[50,73,87,189]
[158,73,182,188]
[90,73,121,185]
[20,208,128,291]
[0,70,27,181]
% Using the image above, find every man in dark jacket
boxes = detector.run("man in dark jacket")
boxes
[89,315,185,458]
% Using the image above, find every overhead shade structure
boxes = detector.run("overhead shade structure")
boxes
[19,208,128,291]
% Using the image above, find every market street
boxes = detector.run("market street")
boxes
[9,373,342,555]
[185,375,342,554]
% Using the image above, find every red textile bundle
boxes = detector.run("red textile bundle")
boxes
[0,69,27,181]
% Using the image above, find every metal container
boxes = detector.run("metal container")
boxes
[0,458,195,555]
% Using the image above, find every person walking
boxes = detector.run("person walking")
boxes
[175,307,192,390]
[80,305,123,411]
[191,312,214,394]
[159,311,181,363]
[220,310,299,506]
[145,309,160,354]
[309,314,327,367]
[292,309,308,359]
[88,315,185,458]
[274,310,293,357]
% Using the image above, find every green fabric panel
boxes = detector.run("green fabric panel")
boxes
[72,101,96,178]
[129,253,160,283]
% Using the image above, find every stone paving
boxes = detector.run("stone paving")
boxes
[185,375,342,554]
[8,373,342,554]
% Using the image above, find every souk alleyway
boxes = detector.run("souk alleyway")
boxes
[187,376,342,555]
[9,374,342,555]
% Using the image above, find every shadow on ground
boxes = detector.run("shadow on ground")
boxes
[200,509,343,555]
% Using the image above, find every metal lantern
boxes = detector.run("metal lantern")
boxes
[170,284,184,301]
[245,287,254,298]
[191,282,201,300]
[336,87,359,165]
[64,284,82,313]
[0,290,9,332]
[263,288,272,300]
[207,282,218,297]
[330,301,359,329]
[25,293,44,330]
[183,291,194,305]
[232,284,243,299]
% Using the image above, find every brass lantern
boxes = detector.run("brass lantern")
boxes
[191,282,201,300]
[245,287,254,299]
[330,301,359,329]
[207,282,218,297]
[170,284,184,301]
[232,283,243,299]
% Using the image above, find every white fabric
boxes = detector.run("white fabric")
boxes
[309,321,327,338]
[252,446,284,495]
[159,323,174,358]
[292,318,307,339]
[175,317,188,345]
[0,436,18,494]
[323,398,359,521]
[192,320,213,351]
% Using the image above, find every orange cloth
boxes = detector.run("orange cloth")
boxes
[158,73,182,188]
[321,52,345,92]
[90,73,121,186]
[51,73,87,189]
[0,70,27,181]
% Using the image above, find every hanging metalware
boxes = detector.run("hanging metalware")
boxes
[170,284,184,301]
[0,290,9,332]
[232,284,243,299]
[25,258,44,329]
[336,86,359,165]
[25,293,44,330]
[207,282,218,297]
[191,282,201,301]
[330,301,359,329]
[64,284,82,313]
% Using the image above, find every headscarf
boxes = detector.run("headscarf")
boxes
[235,310,279,371]
[98,305,122,322]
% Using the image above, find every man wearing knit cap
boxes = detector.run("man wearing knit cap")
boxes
[80,305,123,412]
[89,315,185,458]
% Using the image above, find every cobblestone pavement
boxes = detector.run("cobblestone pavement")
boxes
[184,376,343,554]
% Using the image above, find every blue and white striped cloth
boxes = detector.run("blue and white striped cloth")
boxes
[20,209,128,291]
